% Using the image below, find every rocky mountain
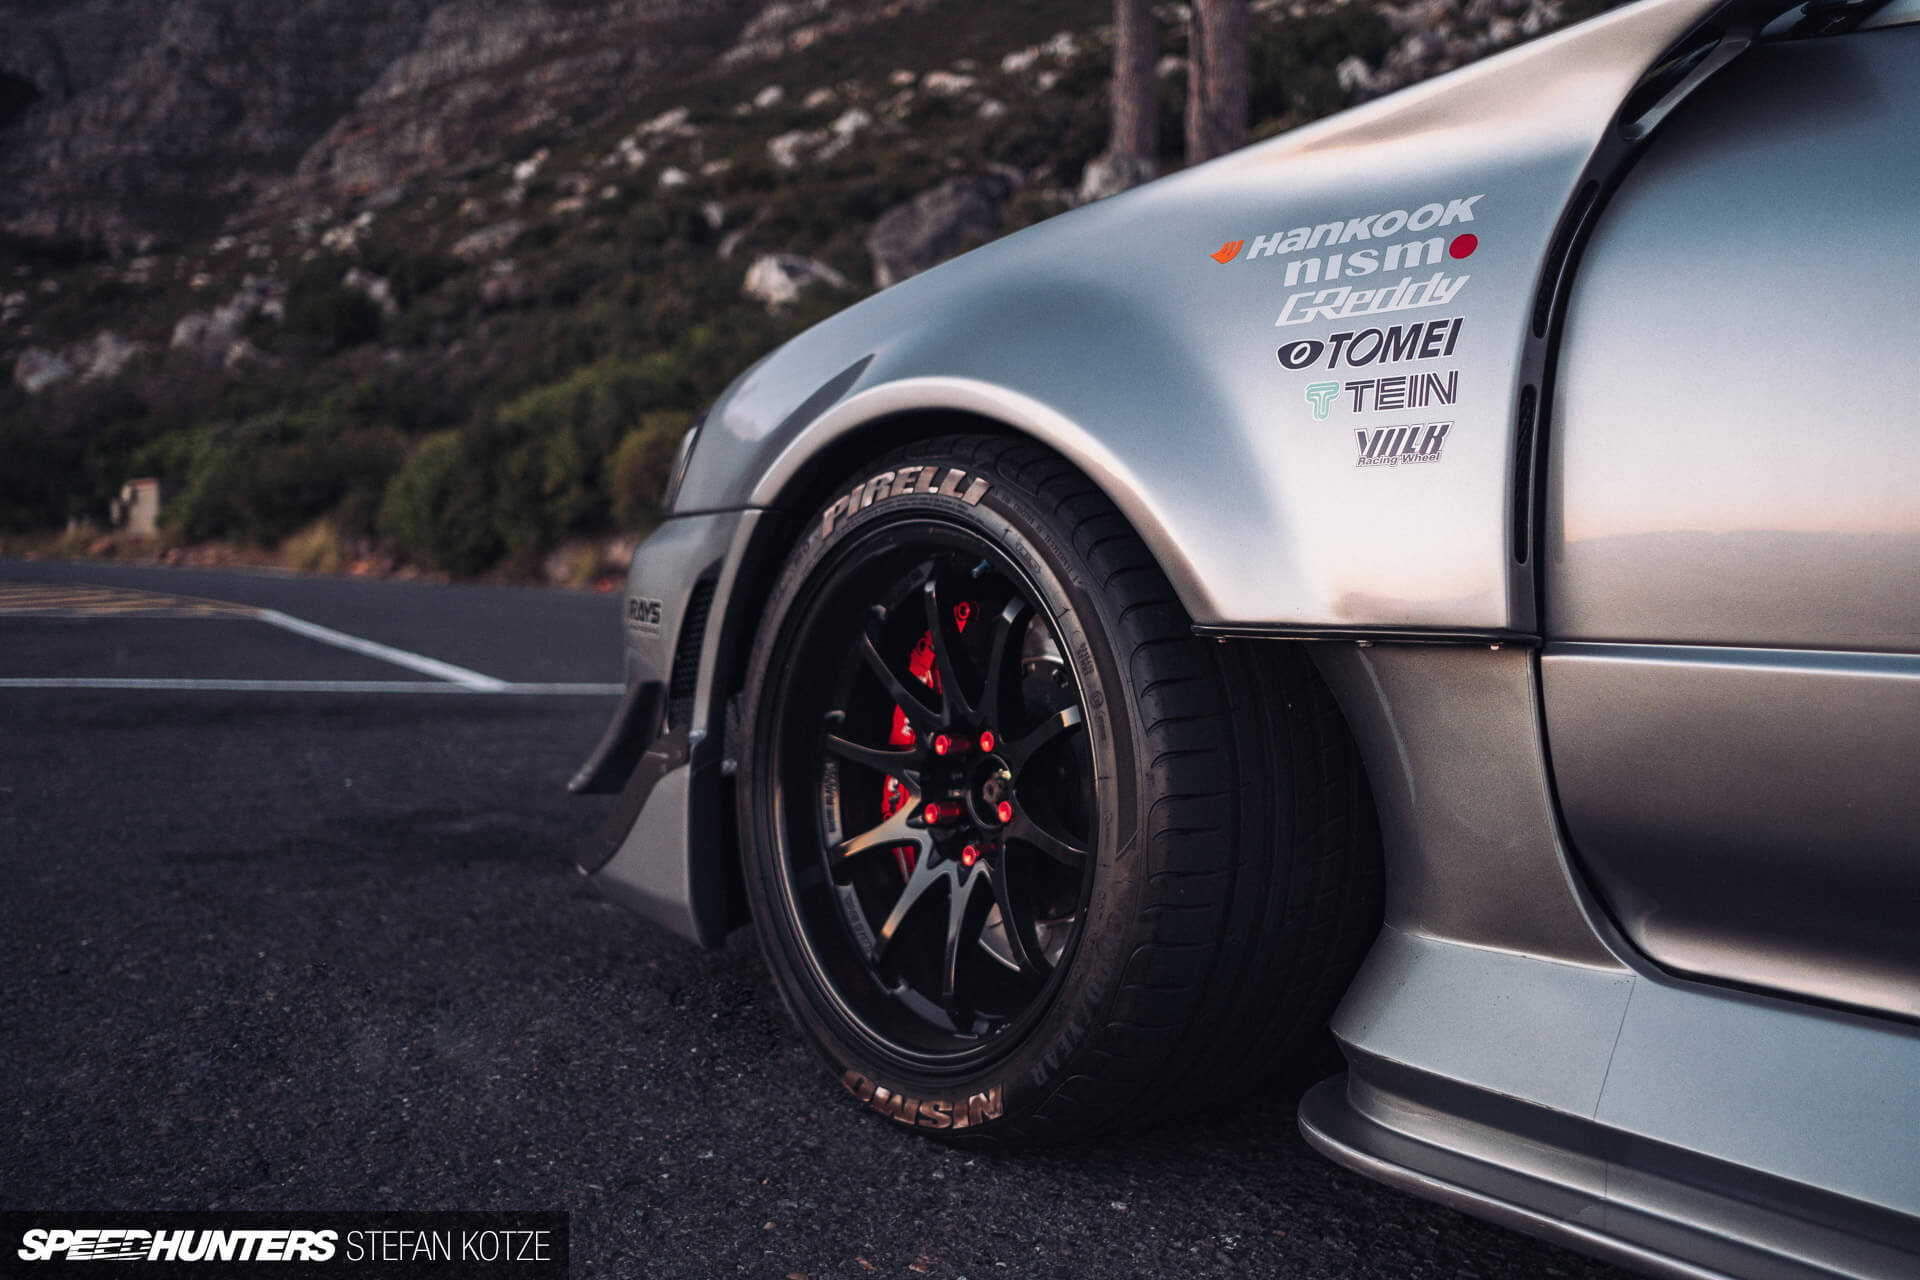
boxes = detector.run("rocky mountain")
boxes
[0,0,951,253]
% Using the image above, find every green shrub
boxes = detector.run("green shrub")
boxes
[162,416,406,547]
[282,518,347,574]
[377,431,500,575]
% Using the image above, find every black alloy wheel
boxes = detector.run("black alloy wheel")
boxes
[737,436,1382,1143]
[770,530,1097,1065]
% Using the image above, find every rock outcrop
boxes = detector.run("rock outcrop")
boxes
[1077,150,1157,204]
[867,171,1019,290]
[742,253,848,309]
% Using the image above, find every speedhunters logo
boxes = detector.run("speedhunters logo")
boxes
[17,1229,338,1263]
[4,1213,567,1275]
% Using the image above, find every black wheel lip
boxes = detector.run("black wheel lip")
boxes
[762,513,1101,1076]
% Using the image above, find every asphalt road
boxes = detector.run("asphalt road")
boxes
[0,558,1634,1280]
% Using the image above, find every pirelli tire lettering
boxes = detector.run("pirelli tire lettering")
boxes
[841,1070,1006,1131]
[820,465,991,537]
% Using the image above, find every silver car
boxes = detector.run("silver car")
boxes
[570,0,1920,1273]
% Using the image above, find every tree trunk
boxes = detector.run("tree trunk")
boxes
[1111,0,1157,163]
[1185,0,1248,166]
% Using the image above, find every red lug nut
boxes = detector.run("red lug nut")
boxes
[932,733,951,756]
[978,730,995,752]
[996,800,1013,824]
[961,844,980,867]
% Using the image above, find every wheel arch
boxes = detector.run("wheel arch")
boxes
[705,400,1180,931]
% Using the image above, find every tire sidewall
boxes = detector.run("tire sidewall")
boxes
[737,446,1150,1138]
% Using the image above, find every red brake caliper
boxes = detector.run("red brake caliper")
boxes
[881,601,971,877]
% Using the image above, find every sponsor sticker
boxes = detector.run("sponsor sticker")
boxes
[1214,194,1484,264]
[1304,382,1341,421]
[1355,421,1452,468]
[1277,268,1469,326]
[1277,316,1463,370]
[1305,371,1458,416]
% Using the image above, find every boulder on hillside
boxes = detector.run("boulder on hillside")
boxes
[12,347,73,395]
[742,253,849,310]
[451,220,524,260]
[767,128,826,169]
[170,276,286,357]
[72,330,147,382]
[866,172,1017,289]
[343,267,399,317]
[1078,151,1157,204]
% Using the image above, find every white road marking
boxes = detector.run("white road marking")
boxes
[254,608,510,690]
[2,581,616,693]
[0,678,624,695]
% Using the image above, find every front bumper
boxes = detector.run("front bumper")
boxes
[571,508,763,946]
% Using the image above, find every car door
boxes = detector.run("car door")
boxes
[1541,14,1920,1019]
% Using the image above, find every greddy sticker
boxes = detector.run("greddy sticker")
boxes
[1277,269,1469,326]
[1356,421,1451,467]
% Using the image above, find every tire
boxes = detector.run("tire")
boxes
[736,434,1380,1144]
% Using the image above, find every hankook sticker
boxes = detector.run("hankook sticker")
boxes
[1213,194,1484,265]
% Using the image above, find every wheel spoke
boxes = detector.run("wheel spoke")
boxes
[942,863,991,1029]
[922,575,978,721]
[1004,704,1085,774]
[978,598,1028,726]
[1007,812,1089,867]
[858,629,939,732]
[871,858,945,965]
[822,728,922,780]
[987,863,1048,977]
[830,805,929,866]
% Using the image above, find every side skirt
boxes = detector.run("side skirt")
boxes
[1300,931,1920,1280]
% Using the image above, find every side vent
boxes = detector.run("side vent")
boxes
[667,578,717,731]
